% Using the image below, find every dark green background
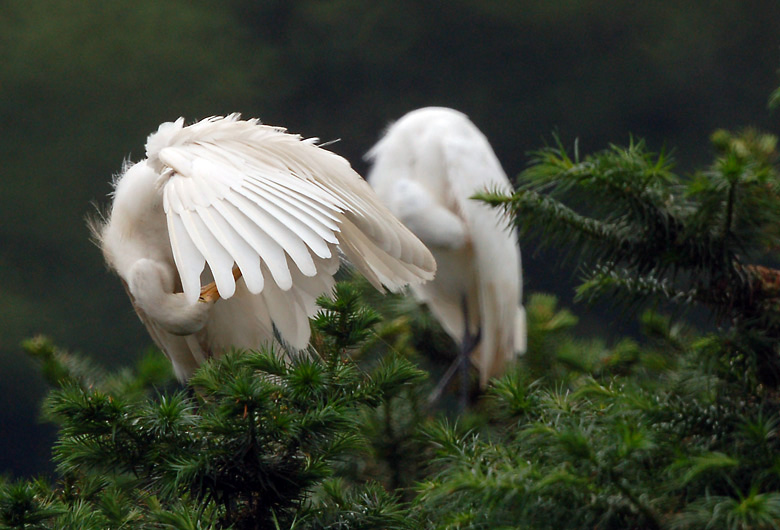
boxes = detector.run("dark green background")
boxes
[2,0,778,477]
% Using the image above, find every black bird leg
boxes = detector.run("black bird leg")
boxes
[428,296,481,411]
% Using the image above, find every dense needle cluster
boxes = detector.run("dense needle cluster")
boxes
[480,128,780,385]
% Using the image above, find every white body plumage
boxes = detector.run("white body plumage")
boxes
[95,114,436,381]
[366,107,525,387]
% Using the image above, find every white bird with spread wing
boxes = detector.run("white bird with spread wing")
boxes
[94,114,436,381]
[366,107,526,401]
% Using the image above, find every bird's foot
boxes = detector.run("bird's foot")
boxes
[198,282,220,303]
[197,267,243,303]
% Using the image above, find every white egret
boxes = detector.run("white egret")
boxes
[93,114,436,381]
[366,107,525,403]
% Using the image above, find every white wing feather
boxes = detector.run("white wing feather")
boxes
[165,208,206,303]
[150,113,435,308]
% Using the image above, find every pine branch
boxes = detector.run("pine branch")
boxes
[477,189,628,258]
[483,133,780,323]
[575,264,697,308]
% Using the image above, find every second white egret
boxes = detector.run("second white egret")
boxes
[366,107,526,402]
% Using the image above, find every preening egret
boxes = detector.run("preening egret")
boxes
[366,107,526,402]
[93,114,436,381]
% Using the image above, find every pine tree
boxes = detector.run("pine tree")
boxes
[480,127,780,386]
[414,123,780,528]
[3,284,425,529]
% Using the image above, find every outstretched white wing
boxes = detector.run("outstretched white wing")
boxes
[148,114,435,305]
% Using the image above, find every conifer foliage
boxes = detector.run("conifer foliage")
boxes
[4,100,780,529]
[2,284,424,529]
[480,127,780,386]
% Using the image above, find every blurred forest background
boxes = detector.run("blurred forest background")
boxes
[1,0,778,478]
